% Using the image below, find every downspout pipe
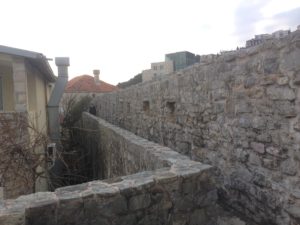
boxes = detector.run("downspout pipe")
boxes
[47,57,69,146]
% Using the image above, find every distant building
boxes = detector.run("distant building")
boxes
[200,54,217,64]
[142,60,174,82]
[63,70,117,101]
[246,34,272,48]
[246,29,291,48]
[298,25,300,30]
[142,51,200,82]
[272,30,291,39]
[61,70,117,124]
[165,51,200,71]
[142,69,154,82]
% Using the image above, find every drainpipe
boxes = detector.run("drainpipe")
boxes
[47,57,69,147]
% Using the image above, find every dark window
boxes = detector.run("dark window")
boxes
[166,101,175,114]
[143,101,150,112]
[127,102,130,113]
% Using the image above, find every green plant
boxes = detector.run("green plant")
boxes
[62,95,92,128]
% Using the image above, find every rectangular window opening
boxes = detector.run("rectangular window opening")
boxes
[143,101,150,112]
[166,101,175,114]
[127,102,131,113]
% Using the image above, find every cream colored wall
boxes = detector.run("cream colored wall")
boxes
[142,60,174,83]
[26,63,50,192]
[26,63,48,134]
[0,65,15,111]
[27,68,37,112]
[164,59,174,74]
[0,55,53,194]
[142,69,154,82]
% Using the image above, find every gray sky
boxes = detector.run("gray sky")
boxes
[1,0,300,85]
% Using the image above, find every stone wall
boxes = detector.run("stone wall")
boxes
[0,113,217,225]
[92,31,300,224]
[0,112,33,199]
[76,113,172,179]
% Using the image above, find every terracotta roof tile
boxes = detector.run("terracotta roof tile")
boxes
[65,75,118,93]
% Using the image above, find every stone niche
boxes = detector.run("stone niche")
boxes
[0,112,217,225]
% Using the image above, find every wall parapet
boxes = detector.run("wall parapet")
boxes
[0,112,217,225]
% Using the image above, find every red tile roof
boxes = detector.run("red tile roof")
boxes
[65,75,118,93]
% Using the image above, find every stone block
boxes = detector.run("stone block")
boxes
[0,212,24,225]
[266,86,295,100]
[262,158,279,170]
[276,76,289,85]
[263,57,279,74]
[235,102,252,114]
[244,76,256,89]
[266,146,280,156]
[113,214,137,225]
[57,197,84,225]
[25,200,57,225]
[286,205,300,220]
[189,208,208,225]
[250,142,265,154]
[281,159,298,176]
[274,101,296,117]
[128,193,151,211]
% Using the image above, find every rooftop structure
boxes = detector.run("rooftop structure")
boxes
[65,73,117,93]
[165,51,200,71]
[246,29,291,48]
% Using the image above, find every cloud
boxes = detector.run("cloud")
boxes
[234,0,271,41]
[264,7,300,32]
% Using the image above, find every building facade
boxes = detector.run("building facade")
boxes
[0,45,58,198]
[142,60,174,82]
[142,51,200,82]
[165,51,200,71]
[246,29,291,48]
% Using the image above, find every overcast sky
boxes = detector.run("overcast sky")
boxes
[1,0,300,85]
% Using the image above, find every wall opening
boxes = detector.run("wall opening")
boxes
[127,102,130,113]
[143,100,150,113]
[166,101,176,114]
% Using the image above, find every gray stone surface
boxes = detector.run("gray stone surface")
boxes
[91,30,300,225]
[0,113,217,225]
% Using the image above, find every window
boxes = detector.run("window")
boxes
[127,102,130,113]
[166,101,175,114]
[143,101,150,112]
[153,66,157,70]
[0,77,3,110]
[160,65,164,70]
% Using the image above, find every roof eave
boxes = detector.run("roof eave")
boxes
[0,45,56,83]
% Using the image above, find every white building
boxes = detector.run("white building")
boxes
[142,59,174,82]
[272,30,291,39]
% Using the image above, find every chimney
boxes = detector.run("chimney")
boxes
[93,69,100,84]
[47,57,70,146]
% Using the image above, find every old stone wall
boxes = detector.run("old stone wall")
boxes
[92,31,300,224]
[0,112,33,199]
[75,113,171,179]
[0,113,217,225]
